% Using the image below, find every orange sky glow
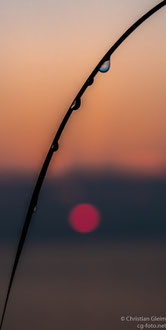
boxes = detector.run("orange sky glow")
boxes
[0,0,166,176]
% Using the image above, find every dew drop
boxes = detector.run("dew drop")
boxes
[99,58,111,73]
[71,98,81,110]
[87,77,94,85]
[71,100,76,109]
[51,142,59,151]
[33,206,37,212]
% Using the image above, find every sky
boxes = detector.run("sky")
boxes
[0,2,166,328]
[0,0,166,176]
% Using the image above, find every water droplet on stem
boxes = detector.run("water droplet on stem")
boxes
[71,98,81,110]
[51,142,59,151]
[87,77,94,85]
[99,58,111,73]
[33,206,37,212]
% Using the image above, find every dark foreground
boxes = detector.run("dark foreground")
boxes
[0,241,166,330]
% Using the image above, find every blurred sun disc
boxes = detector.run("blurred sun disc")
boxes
[69,203,100,233]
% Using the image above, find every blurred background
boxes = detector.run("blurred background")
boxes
[0,0,166,329]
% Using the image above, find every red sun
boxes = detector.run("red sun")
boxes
[69,203,100,233]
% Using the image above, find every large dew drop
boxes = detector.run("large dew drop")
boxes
[71,98,81,110]
[99,58,111,73]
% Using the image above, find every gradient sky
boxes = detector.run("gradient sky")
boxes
[0,0,166,176]
[0,3,166,327]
